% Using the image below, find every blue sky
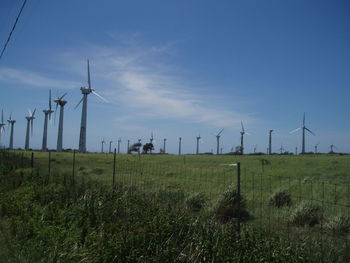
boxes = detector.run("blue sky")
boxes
[0,0,349,153]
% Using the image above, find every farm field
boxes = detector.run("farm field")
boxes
[1,151,350,262]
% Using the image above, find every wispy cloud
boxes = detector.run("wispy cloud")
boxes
[0,67,79,89]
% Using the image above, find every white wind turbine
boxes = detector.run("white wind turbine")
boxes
[24,108,36,150]
[7,114,16,150]
[54,92,68,152]
[212,128,224,155]
[290,113,315,154]
[42,90,54,151]
[0,110,5,148]
[76,60,108,153]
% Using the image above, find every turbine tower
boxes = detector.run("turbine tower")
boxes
[196,133,201,154]
[117,138,121,154]
[240,121,250,155]
[137,139,141,154]
[76,60,108,153]
[178,137,182,155]
[42,90,54,151]
[0,110,5,148]
[290,113,315,154]
[127,140,130,154]
[213,128,224,155]
[329,144,337,153]
[109,140,113,153]
[101,139,105,153]
[24,109,36,150]
[279,144,285,154]
[268,129,274,155]
[163,138,166,154]
[7,114,16,150]
[54,93,68,152]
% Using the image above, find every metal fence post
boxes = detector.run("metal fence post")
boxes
[113,148,116,188]
[237,162,241,238]
[31,152,34,168]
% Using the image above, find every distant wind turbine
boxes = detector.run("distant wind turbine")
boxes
[212,128,224,155]
[290,113,315,154]
[196,133,201,154]
[42,90,54,151]
[240,121,250,155]
[54,92,68,152]
[101,139,105,153]
[109,140,113,153]
[268,129,274,155]
[314,142,320,154]
[76,60,108,153]
[149,132,154,154]
[178,137,182,155]
[7,114,16,150]
[279,144,285,154]
[127,140,130,154]
[117,138,121,154]
[24,108,36,150]
[329,144,337,153]
[163,138,167,154]
[0,110,5,148]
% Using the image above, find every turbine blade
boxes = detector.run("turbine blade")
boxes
[49,89,52,110]
[217,128,224,136]
[59,92,68,100]
[28,108,32,116]
[87,59,91,89]
[305,127,315,135]
[1,109,3,123]
[75,97,84,110]
[91,90,108,102]
[241,121,245,132]
[32,108,36,117]
[289,127,301,134]
[303,112,305,126]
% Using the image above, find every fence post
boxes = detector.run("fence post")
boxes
[72,150,76,184]
[236,162,241,238]
[31,152,34,168]
[113,148,116,188]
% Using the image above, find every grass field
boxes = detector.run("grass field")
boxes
[1,150,350,262]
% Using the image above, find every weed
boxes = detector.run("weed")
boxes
[325,215,350,235]
[290,202,321,227]
[185,193,206,212]
[269,189,291,208]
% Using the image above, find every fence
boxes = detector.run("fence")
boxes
[1,149,350,261]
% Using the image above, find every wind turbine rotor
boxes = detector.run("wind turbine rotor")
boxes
[91,89,108,102]
[305,127,315,135]
[217,128,224,136]
[289,127,301,134]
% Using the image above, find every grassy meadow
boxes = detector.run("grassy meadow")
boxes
[1,150,350,262]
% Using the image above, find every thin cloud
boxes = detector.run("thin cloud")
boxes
[0,67,79,89]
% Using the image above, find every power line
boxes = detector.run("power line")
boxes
[0,0,28,61]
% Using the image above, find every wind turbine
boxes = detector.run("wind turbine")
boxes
[7,114,16,150]
[253,144,257,154]
[54,92,67,152]
[178,137,182,155]
[279,144,285,154]
[101,139,105,153]
[213,128,224,155]
[163,138,167,154]
[290,113,315,154]
[109,140,113,153]
[314,142,320,154]
[117,138,121,154]
[196,133,201,154]
[24,108,36,150]
[268,129,274,155]
[329,144,337,153]
[127,140,130,154]
[42,90,54,151]
[76,60,108,153]
[0,110,5,148]
[240,121,250,155]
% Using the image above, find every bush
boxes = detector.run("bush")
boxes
[212,185,251,223]
[290,202,321,227]
[269,189,291,208]
[185,193,206,212]
[325,215,350,235]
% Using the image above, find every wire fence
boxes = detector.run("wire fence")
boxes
[2,149,350,262]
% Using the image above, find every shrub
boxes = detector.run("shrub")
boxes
[212,185,251,223]
[269,189,291,208]
[325,215,350,235]
[290,202,321,227]
[185,193,206,212]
